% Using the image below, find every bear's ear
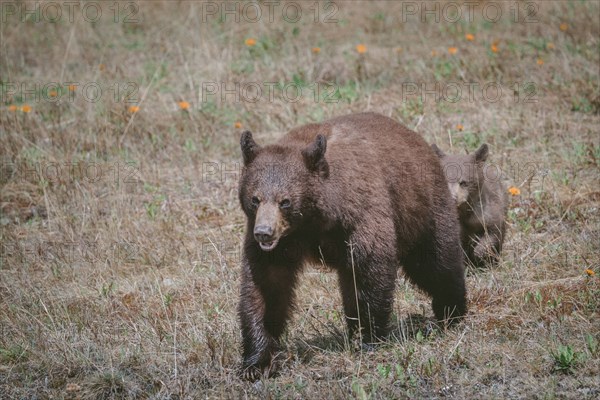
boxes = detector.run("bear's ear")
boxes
[240,131,261,165]
[431,144,445,158]
[474,143,489,163]
[302,134,329,178]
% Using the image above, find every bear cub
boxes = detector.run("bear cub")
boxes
[238,113,467,381]
[431,143,508,267]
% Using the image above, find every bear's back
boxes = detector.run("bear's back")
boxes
[281,112,425,151]
[278,113,449,247]
[280,112,439,182]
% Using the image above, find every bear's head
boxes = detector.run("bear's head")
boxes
[431,143,488,210]
[238,131,328,252]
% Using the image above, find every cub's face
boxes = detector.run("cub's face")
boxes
[239,131,328,252]
[432,144,488,209]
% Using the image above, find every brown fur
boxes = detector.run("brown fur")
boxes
[431,144,508,268]
[238,112,466,380]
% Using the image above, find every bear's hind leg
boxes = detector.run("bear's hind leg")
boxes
[402,235,467,325]
[337,243,397,344]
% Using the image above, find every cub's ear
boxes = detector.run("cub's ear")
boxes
[302,134,329,178]
[474,143,489,163]
[240,131,260,165]
[431,143,445,158]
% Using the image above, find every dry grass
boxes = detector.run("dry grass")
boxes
[1,1,599,398]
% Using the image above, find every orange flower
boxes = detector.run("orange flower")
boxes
[537,58,544,66]
[128,105,140,113]
[448,47,458,55]
[178,101,190,110]
[99,63,106,71]
[395,47,402,53]
[491,44,499,53]
[508,186,521,196]
[8,105,17,112]
[586,269,595,276]
[559,23,568,32]
[245,38,256,47]
[431,50,438,57]
[465,33,475,41]
[49,90,58,97]
[68,84,77,92]
[547,42,555,50]
[312,47,321,54]
[356,44,367,54]
[456,123,464,131]
[21,104,32,113]
[234,121,242,129]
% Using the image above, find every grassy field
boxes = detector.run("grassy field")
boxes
[1,1,599,398]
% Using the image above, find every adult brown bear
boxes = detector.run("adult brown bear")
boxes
[238,112,466,380]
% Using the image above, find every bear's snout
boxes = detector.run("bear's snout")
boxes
[253,202,284,251]
[254,225,274,242]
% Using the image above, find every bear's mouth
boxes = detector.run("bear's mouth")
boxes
[258,238,279,252]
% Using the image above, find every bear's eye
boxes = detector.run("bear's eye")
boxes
[251,196,260,207]
[279,199,291,209]
[459,180,468,187]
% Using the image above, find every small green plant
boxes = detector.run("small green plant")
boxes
[351,379,369,400]
[393,364,417,388]
[0,344,28,363]
[398,98,424,123]
[547,296,562,310]
[571,96,594,113]
[144,194,166,219]
[433,60,456,80]
[334,81,360,104]
[101,282,115,298]
[551,344,580,373]
[585,334,598,356]
[394,364,405,382]
[420,356,440,377]
[183,138,197,152]
[415,330,425,343]
[376,363,391,379]
[525,289,543,308]
[163,292,173,307]
[460,131,480,150]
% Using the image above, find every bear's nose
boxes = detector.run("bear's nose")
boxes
[254,225,274,242]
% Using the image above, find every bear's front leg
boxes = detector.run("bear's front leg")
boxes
[238,249,299,381]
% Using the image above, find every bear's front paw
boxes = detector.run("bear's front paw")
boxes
[241,365,264,382]
[241,362,278,382]
[473,238,500,267]
[473,242,487,259]
[241,353,279,382]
